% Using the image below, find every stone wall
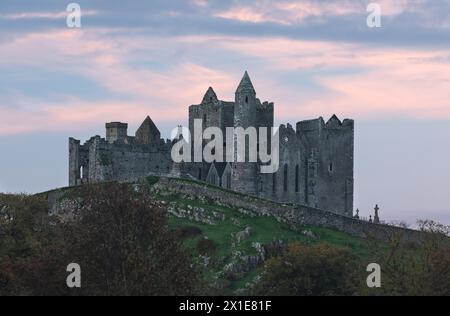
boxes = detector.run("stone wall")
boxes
[70,135,173,185]
[296,116,354,216]
[154,177,424,244]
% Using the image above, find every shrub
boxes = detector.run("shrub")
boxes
[252,242,362,296]
[196,238,217,255]
[0,184,203,296]
[178,225,203,239]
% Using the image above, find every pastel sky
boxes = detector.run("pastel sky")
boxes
[0,0,449,225]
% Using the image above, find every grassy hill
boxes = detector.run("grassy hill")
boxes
[145,176,375,294]
[3,176,449,296]
[39,176,377,294]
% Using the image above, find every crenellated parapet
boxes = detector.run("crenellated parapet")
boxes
[69,71,355,218]
[69,116,173,186]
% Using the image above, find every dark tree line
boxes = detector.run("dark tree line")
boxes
[1,184,449,296]
[252,221,450,296]
[0,184,201,296]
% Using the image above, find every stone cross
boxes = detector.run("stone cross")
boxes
[374,204,380,224]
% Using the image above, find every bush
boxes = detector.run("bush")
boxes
[365,220,450,296]
[252,242,362,296]
[0,184,203,296]
[0,194,67,295]
[177,225,203,239]
[196,238,217,255]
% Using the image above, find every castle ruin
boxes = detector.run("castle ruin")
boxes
[69,72,354,216]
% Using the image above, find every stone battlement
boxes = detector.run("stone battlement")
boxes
[69,72,355,217]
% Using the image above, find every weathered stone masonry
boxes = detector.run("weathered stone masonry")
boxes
[69,72,354,217]
[48,177,423,244]
[69,118,172,185]
[153,178,423,244]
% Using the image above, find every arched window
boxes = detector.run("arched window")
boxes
[245,96,248,104]
[283,164,288,192]
[295,164,299,192]
[328,162,334,173]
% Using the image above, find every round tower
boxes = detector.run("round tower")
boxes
[231,71,258,195]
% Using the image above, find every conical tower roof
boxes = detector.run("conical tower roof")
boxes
[236,71,256,94]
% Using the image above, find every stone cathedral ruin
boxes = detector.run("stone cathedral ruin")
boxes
[69,72,354,216]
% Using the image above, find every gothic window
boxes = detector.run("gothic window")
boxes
[211,174,216,184]
[283,164,288,192]
[198,168,202,180]
[245,96,248,104]
[328,162,334,173]
[295,164,299,192]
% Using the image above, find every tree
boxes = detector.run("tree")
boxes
[364,219,450,296]
[252,242,362,296]
[64,183,201,295]
[0,183,203,296]
[0,193,67,295]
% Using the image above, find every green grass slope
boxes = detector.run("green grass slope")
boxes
[35,176,380,294]
[148,176,373,294]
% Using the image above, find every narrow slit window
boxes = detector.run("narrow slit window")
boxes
[272,173,277,193]
[283,164,288,192]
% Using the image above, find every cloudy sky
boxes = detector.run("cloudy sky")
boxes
[0,0,449,225]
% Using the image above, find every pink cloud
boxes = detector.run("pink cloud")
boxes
[0,98,186,136]
[1,28,449,137]
[0,30,237,136]
[0,10,97,20]
[215,0,418,25]
[218,37,450,120]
